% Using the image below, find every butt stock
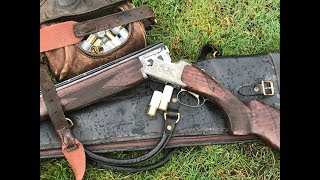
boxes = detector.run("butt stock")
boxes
[40,58,145,121]
[245,101,280,151]
[181,65,252,135]
[181,65,280,150]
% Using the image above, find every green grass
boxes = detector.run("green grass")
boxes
[139,0,280,61]
[40,0,280,179]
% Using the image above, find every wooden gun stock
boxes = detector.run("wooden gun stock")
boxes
[245,100,280,151]
[181,65,280,151]
[40,58,145,121]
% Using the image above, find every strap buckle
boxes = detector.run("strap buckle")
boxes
[163,112,180,123]
[260,80,275,96]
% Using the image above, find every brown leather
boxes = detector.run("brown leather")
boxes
[43,1,148,81]
[40,0,126,24]
[40,63,86,179]
[40,63,70,130]
[40,5,154,52]
[40,21,82,53]
[62,139,86,180]
[74,5,155,37]
[41,135,257,158]
[40,0,155,29]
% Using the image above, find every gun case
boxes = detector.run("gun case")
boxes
[40,45,280,159]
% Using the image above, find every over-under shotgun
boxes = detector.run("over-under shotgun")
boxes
[40,43,280,150]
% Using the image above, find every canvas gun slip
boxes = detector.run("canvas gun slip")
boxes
[40,43,280,151]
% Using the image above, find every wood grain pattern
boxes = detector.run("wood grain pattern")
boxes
[40,58,144,121]
[181,65,280,150]
[181,65,251,135]
[245,100,280,150]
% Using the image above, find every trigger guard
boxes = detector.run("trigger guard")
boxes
[187,91,200,105]
[177,89,204,108]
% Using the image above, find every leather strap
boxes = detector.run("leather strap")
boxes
[238,84,266,96]
[74,5,155,37]
[90,149,176,173]
[85,100,180,172]
[238,79,275,97]
[196,43,221,61]
[40,21,82,53]
[40,5,155,52]
[40,63,86,180]
[40,63,71,132]
[85,118,176,165]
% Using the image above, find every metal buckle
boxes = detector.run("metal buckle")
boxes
[164,112,180,123]
[261,80,275,96]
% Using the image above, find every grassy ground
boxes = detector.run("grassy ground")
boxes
[40,0,280,179]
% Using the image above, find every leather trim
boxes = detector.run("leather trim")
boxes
[41,134,257,158]
[73,6,155,37]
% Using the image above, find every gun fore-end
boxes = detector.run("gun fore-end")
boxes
[40,58,145,121]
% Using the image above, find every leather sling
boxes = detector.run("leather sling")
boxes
[86,102,181,172]
[40,62,86,180]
